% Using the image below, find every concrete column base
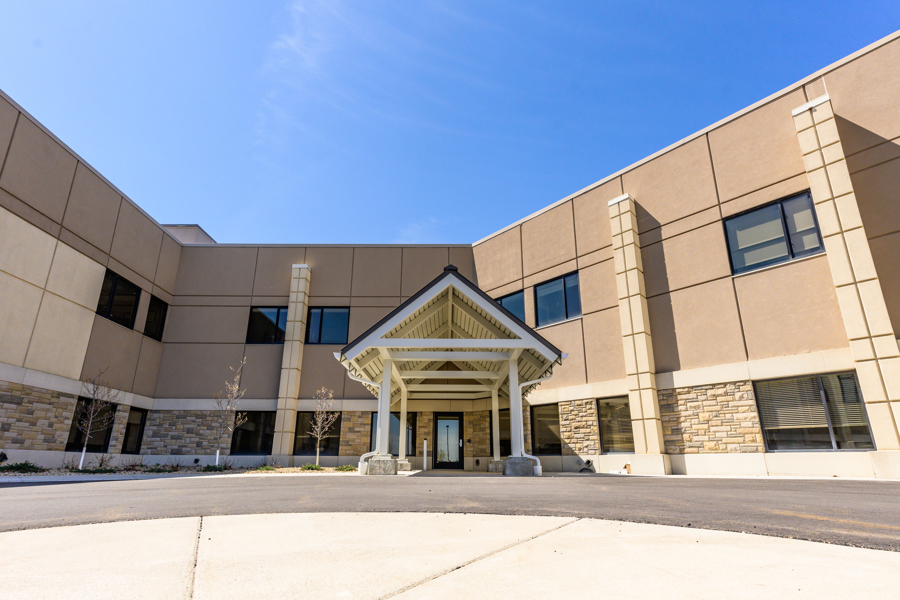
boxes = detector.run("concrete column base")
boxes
[488,460,505,473]
[366,455,398,475]
[396,459,411,472]
[504,457,535,476]
[627,454,672,475]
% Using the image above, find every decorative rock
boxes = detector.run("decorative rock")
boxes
[367,455,397,475]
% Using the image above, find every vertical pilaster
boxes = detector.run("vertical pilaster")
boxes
[271,264,311,464]
[491,388,501,461]
[793,96,900,450]
[609,194,664,454]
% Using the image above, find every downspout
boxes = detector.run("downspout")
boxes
[517,357,565,476]
[337,354,381,475]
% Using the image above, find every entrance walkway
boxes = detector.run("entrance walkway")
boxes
[5,512,899,599]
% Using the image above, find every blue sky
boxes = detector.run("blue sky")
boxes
[0,1,897,244]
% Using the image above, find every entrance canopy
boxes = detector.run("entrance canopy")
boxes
[334,265,565,470]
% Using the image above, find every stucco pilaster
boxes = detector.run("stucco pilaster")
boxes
[793,96,900,450]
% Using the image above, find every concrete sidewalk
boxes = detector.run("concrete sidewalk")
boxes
[3,513,899,599]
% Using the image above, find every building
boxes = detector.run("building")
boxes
[1,31,900,478]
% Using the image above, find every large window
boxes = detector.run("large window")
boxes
[96,269,141,329]
[120,408,147,455]
[754,372,874,451]
[294,411,342,456]
[246,307,288,344]
[497,291,526,323]
[369,412,417,456]
[530,404,562,455]
[65,398,117,453]
[724,192,823,275]
[489,408,512,456]
[306,307,350,345]
[230,411,276,455]
[143,295,168,342]
[534,273,581,327]
[598,397,634,453]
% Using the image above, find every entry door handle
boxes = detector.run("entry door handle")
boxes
[459,439,463,447]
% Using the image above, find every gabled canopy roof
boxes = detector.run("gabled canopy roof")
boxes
[334,266,564,407]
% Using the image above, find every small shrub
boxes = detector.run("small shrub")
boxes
[62,455,80,471]
[0,461,46,473]
[334,464,356,472]
[300,463,324,471]
[91,454,115,469]
[222,457,236,471]
[165,458,186,472]
[120,457,145,472]
[257,465,276,471]
[73,467,116,474]
[201,465,224,472]
[145,465,173,473]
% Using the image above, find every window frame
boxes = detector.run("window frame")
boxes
[533,272,581,328]
[230,411,276,455]
[369,411,418,457]
[529,403,563,456]
[120,407,148,455]
[65,398,117,453]
[294,411,343,456]
[96,269,141,330]
[305,306,351,345]
[488,408,512,457]
[723,191,824,276]
[245,306,289,345]
[142,295,169,342]
[753,371,875,452]
[496,290,527,324]
[596,397,635,454]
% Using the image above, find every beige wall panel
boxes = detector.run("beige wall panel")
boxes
[163,306,250,344]
[348,306,393,340]
[174,246,258,296]
[109,201,163,282]
[642,223,731,298]
[351,247,402,297]
[579,259,617,314]
[648,278,746,373]
[804,77,827,100]
[621,136,719,232]
[0,204,57,287]
[251,246,306,297]
[107,257,152,294]
[533,319,586,389]
[522,285,536,328]
[299,346,348,398]
[0,98,16,167]
[45,241,106,310]
[154,235,182,295]
[869,232,900,333]
[846,138,900,174]
[639,206,720,247]
[824,38,900,156]
[79,315,142,392]
[241,344,283,399]
[850,158,900,239]
[305,246,353,297]
[577,246,613,269]
[719,174,810,219]
[582,308,626,383]
[0,117,76,223]
[448,246,476,283]
[734,257,848,360]
[58,227,109,266]
[573,178,623,256]
[0,186,61,238]
[472,227,522,291]
[401,247,449,296]
[0,270,42,367]
[522,259,578,290]
[708,89,807,202]
[61,163,121,253]
[132,290,151,334]
[521,203,576,276]
[24,293,94,380]
[154,343,245,398]
[132,337,163,398]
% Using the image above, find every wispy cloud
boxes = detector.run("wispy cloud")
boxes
[393,216,441,244]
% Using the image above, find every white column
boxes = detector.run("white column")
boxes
[491,388,501,460]
[376,359,393,456]
[508,359,523,457]
[399,388,408,461]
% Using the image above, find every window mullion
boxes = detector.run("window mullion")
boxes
[778,200,793,260]
[817,375,838,450]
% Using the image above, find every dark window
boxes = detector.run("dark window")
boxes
[530,404,562,455]
[534,272,581,327]
[230,411,276,455]
[96,269,141,329]
[143,295,168,342]
[488,408,512,456]
[294,411,342,456]
[246,307,288,344]
[306,307,350,345]
[497,291,526,323]
[724,192,823,275]
[121,408,148,454]
[597,397,634,453]
[754,372,874,451]
[369,412,417,456]
[65,398,117,453]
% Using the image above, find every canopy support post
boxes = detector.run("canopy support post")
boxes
[489,388,504,473]
[367,358,397,475]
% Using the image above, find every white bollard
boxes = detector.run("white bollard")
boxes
[423,439,428,472]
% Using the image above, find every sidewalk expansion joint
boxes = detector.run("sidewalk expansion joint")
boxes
[188,516,203,599]
[378,517,581,599]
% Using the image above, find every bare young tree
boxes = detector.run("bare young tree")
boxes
[212,358,248,466]
[76,374,120,470]
[309,387,339,466]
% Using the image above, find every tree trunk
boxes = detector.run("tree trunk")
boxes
[216,449,220,466]
[316,442,320,466]
[79,445,87,470]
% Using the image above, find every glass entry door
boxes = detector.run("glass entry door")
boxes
[434,413,463,469]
